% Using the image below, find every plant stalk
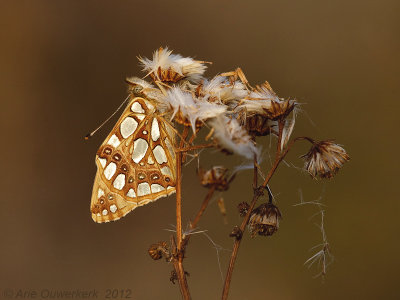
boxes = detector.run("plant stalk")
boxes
[175,126,191,299]
[222,122,287,300]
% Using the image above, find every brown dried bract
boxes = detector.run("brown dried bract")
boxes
[262,98,296,121]
[173,110,203,129]
[150,66,185,83]
[242,113,274,136]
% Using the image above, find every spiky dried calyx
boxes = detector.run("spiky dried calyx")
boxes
[170,270,190,284]
[245,114,275,136]
[238,202,250,217]
[148,241,171,261]
[248,202,282,237]
[199,166,234,191]
[262,98,296,121]
[302,140,350,179]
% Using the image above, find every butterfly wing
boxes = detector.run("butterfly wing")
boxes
[90,97,176,223]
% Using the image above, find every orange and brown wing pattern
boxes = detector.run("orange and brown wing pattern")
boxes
[90,97,176,223]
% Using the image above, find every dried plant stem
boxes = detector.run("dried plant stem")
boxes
[177,143,215,152]
[182,128,200,162]
[222,122,287,300]
[174,126,191,300]
[252,137,258,190]
[181,185,216,252]
[191,185,216,230]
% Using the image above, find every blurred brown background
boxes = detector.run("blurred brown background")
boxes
[1,0,399,299]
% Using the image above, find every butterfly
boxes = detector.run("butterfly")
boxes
[90,95,177,223]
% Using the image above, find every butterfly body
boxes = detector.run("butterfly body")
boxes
[90,97,176,223]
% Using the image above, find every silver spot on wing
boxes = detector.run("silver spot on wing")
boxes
[97,188,105,199]
[110,204,117,213]
[137,182,151,196]
[113,174,126,190]
[161,166,172,177]
[104,162,117,180]
[153,145,168,164]
[131,102,145,113]
[120,117,138,138]
[151,184,165,193]
[98,158,107,168]
[107,134,120,148]
[127,188,136,198]
[132,138,149,163]
[151,118,160,141]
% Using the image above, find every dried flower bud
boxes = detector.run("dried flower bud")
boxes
[238,202,250,217]
[302,140,350,179]
[170,270,178,284]
[248,202,282,237]
[229,226,243,240]
[199,166,233,191]
[148,241,170,261]
[237,82,296,119]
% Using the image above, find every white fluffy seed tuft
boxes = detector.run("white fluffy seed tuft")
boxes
[138,47,208,83]
[209,115,261,160]
[162,87,226,132]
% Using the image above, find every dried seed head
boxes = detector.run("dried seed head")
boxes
[238,202,250,217]
[199,166,233,191]
[138,47,208,83]
[302,140,350,179]
[248,202,282,237]
[148,241,170,261]
[196,76,248,106]
[235,81,296,136]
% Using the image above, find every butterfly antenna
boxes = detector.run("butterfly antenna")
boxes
[84,95,130,140]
